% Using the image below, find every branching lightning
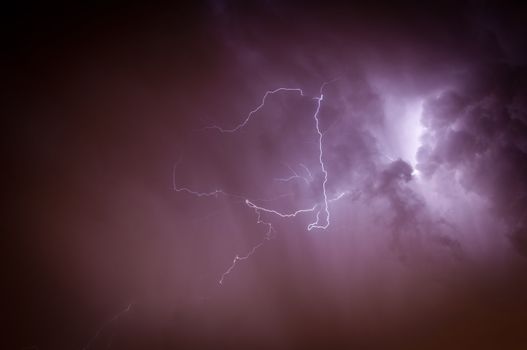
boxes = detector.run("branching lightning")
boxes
[174,81,348,284]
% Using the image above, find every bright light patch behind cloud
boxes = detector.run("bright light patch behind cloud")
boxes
[381,96,424,173]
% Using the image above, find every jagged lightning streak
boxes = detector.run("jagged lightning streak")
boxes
[245,199,317,218]
[82,303,133,350]
[205,87,305,133]
[306,92,330,231]
[219,207,274,285]
[176,81,345,284]
[172,160,227,198]
[305,80,342,230]
[172,160,251,201]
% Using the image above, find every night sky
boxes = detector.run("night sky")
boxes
[4,1,527,349]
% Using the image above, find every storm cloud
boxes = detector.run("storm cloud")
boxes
[4,1,527,349]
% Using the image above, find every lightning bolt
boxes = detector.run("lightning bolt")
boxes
[175,80,346,284]
[82,303,133,350]
[219,207,274,285]
[204,88,305,133]
[306,92,330,231]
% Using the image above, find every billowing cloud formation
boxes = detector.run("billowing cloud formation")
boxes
[417,64,527,256]
[5,1,527,349]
